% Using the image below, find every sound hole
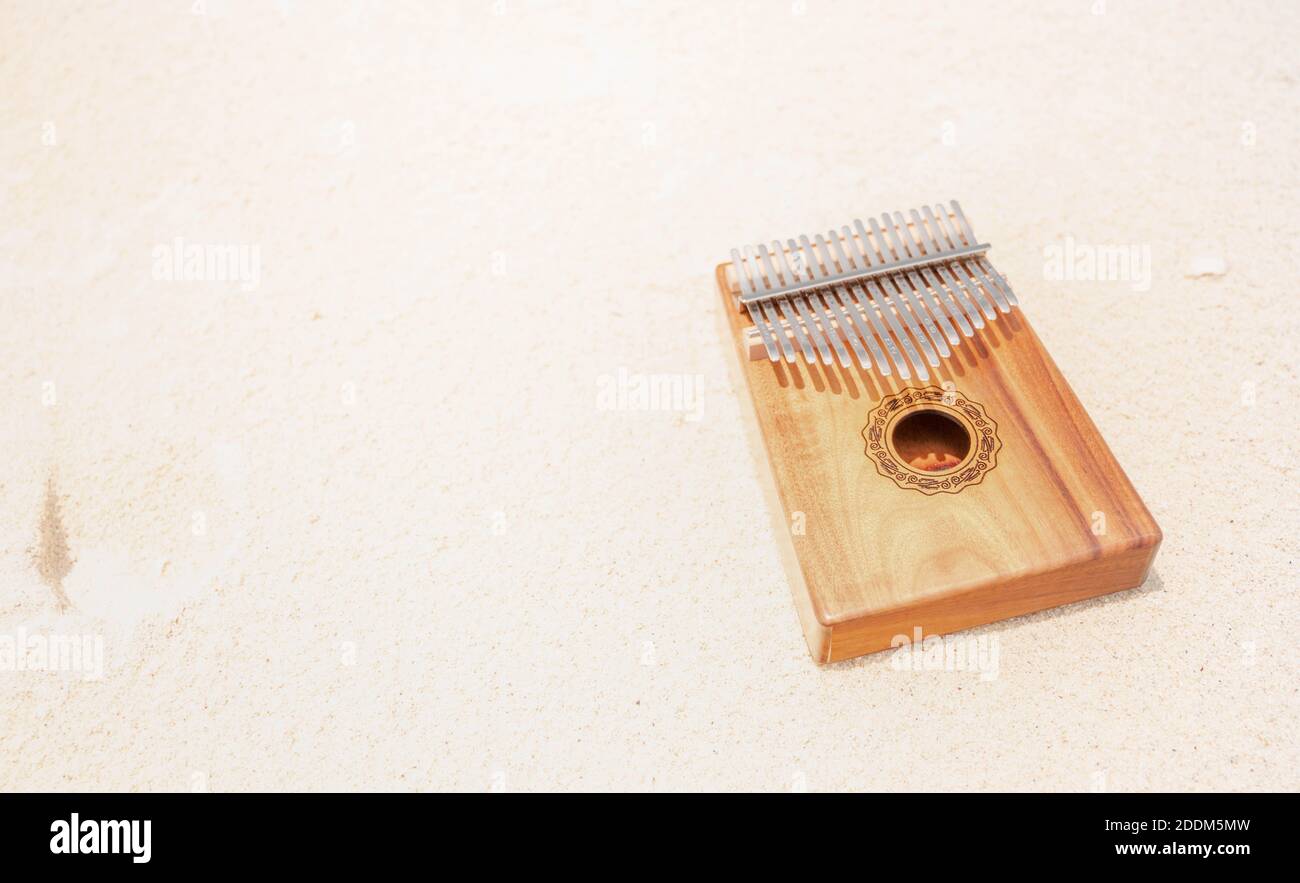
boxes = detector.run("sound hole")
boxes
[891,410,972,473]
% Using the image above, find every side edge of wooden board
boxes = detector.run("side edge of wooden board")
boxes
[824,543,1158,662]
[712,267,832,662]
[714,263,1162,665]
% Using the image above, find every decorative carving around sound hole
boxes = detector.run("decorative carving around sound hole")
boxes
[862,387,1001,495]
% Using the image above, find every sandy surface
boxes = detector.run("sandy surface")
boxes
[1,1,1296,791]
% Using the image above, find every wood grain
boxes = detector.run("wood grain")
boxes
[717,264,1162,663]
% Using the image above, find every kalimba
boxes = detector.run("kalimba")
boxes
[718,201,1161,663]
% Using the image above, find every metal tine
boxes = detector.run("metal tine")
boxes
[794,236,849,366]
[868,217,940,369]
[833,228,891,372]
[979,262,1017,308]
[950,200,1018,309]
[918,204,987,324]
[917,206,987,329]
[731,247,756,298]
[907,209,975,337]
[816,290,866,369]
[746,304,780,361]
[879,213,953,356]
[732,248,781,361]
[755,240,780,292]
[810,234,870,369]
[890,211,962,345]
[977,258,1017,307]
[761,300,795,360]
[745,245,797,361]
[852,218,876,267]
[868,278,929,378]
[798,236,853,367]
[945,202,1012,314]
[915,261,974,338]
[845,220,910,374]
[760,242,817,363]
[933,203,1005,317]
[826,228,859,276]
[952,254,1010,317]
[792,296,835,365]
[776,240,835,366]
[881,271,942,367]
[760,301,794,360]
[967,259,1013,314]
[779,294,820,363]
[850,285,905,377]
[768,244,820,365]
[928,205,998,321]
[849,221,924,378]
[824,231,884,369]
[823,288,872,369]
[972,258,1015,308]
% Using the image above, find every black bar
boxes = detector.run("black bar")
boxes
[0,794,1287,868]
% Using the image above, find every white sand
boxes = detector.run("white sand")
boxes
[1,1,1296,791]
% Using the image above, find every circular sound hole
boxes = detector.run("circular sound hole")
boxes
[890,410,972,473]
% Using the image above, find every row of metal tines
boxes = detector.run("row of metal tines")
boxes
[729,200,1018,380]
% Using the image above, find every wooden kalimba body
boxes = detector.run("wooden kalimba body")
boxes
[719,201,1161,664]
